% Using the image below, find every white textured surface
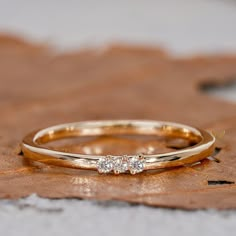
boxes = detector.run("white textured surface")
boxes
[0,195,236,236]
[0,0,236,55]
[0,0,236,235]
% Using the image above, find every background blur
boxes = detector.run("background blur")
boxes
[1,0,236,56]
[1,0,236,100]
[0,1,236,236]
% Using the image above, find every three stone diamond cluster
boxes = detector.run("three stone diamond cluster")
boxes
[97,155,145,175]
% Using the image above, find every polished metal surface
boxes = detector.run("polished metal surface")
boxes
[22,120,215,174]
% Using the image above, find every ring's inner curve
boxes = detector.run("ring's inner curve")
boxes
[34,121,202,145]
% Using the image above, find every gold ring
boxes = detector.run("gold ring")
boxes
[21,120,215,175]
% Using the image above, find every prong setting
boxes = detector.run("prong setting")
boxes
[113,155,129,174]
[97,156,114,173]
[96,154,145,175]
[128,154,145,175]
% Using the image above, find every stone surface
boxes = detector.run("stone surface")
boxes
[0,34,236,209]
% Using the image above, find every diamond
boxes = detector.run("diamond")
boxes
[113,156,129,174]
[97,156,113,173]
[128,155,145,174]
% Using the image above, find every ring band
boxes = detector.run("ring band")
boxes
[21,120,215,175]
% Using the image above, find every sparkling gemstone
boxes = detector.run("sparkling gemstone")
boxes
[97,156,113,173]
[128,155,145,174]
[113,156,129,174]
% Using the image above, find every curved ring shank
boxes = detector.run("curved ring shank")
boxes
[21,120,215,173]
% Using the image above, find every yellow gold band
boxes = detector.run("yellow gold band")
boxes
[21,120,215,174]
